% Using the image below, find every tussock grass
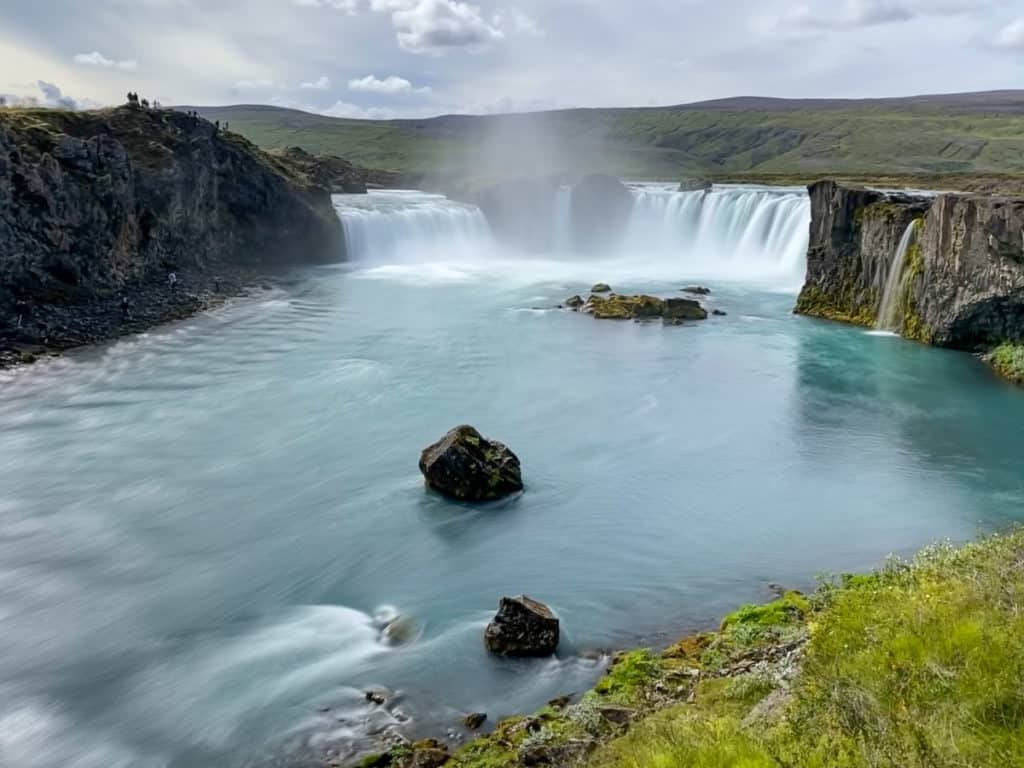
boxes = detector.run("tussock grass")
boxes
[589,532,1024,768]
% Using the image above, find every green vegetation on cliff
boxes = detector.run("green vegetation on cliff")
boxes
[361,531,1024,768]
[189,94,1024,180]
[989,343,1024,385]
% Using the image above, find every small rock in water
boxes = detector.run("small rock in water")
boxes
[681,285,711,295]
[484,595,559,657]
[565,295,585,309]
[591,282,612,294]
[419,425,523,502]
[712,309,728,316]
[366,690,388,706]
[463,712,487,729]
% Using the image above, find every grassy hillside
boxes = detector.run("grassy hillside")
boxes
[189,91,1024,181]
[359,530,1024,768]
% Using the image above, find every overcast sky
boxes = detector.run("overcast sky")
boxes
[2,0,1023,118]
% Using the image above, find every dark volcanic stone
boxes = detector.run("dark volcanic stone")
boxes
[664,297,708,321]
[463,712,487,729]
[419,426,523,502]
[484,596,559,657]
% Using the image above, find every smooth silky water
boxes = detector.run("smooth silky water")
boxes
[2,185,1024,767]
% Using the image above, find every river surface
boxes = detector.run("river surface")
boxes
[2,186,1024,767]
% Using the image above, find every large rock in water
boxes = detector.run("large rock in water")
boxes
[484,596,559,657]
[419,425,523,501]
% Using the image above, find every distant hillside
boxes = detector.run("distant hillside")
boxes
[187,91,1024,180]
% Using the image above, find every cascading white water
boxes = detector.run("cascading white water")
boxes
[876,221,917,332]
[622,184,811,283]
[553,185,573,252]
[334,190,492,263]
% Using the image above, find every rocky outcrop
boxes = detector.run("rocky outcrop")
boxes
[795,180,1024,349]
[484,596,560,657]
[580,293,708,323]
[268,146,368,193]
[0,105,344,356]
[419,425,523,501]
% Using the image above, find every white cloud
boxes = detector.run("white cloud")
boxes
[234,78,276,88]
[994,18,1024,49]
[492,8,543,37]
[347,74,430,93]
[371,0,504,53]
[73,51,138,71]
[300,75,331,90]
[292,0,360,11]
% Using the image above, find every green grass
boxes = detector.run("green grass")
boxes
[588,532,1024,768]
[989,342,1024,384]
[187,102,1024,181]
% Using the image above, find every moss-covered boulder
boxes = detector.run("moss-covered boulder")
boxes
[565,295,585,310]
[681,285,711,295]
[664,297,708,321]
[419,426,523,502]
[587,294,665,320]
[485,595,559,657]
[591,283,612,294]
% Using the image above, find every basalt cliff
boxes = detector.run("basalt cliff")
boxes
[795,180,1024,354]
[0,105,350,360]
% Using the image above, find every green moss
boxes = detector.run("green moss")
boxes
[795,284,877,328]
[588,531,1024,768]
[721,591,810,632]
[989,342,1024,385]
[899,239,933,343]
[593,650,661,700]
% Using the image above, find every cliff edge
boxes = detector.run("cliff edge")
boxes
[0,104,345,359]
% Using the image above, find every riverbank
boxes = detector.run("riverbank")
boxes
[0,264,267,368]
[352,530,1024,768]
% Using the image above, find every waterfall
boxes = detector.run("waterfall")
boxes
[876,222,917,332]
[334,191,492,263]
[553,185,573,253]
[622,184,811,283]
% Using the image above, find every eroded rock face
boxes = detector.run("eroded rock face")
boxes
[0,106,344,348]
[795,180,1024,348]
[419,425,523,501]
[484,596,559,657]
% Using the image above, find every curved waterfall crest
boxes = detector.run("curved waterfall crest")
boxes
[335,190,492,262]
[621,184,811,281]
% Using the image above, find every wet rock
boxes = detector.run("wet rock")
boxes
[664,297,708,321]
[463,712,487,729]
[590,283,612,294]
[407,739,450,768]
[565,295,585,309]
[681,285,711,295]
[547,694,573,709]
[419,426,523,502]
[678,178,713,193]
[712,309,728,316]
[378,613,417,646]
[484,596,560,657]
[588,294,666,320]
[366,690,388,706]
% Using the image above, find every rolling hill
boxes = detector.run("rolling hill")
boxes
[187,91,1024,181]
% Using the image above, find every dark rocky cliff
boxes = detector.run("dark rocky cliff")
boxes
[0,105,345,357]
[795,180,1024,349]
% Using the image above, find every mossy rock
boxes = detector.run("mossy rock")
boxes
[591,283,612,294]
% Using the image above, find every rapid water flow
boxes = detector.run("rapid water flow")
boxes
[2,187,1024,768]
[877,222,918,332]
[623,184,810,285]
